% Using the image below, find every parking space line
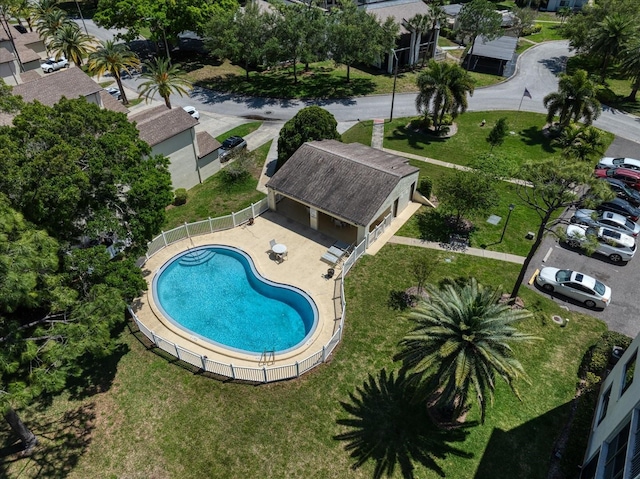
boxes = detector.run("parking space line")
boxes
[542,247,553,263]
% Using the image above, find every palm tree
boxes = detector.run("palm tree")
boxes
[395,278,537,423]
[88,40,141,105]
[543,69,601,131]
[405,14,430,69]
[47,23,95,66]
[137,57,192,109]
[35,7,72,41]
[620,36,640,101]
[424,4,446,64]
[415,60,475,133]
[589,13,633,82]
[552,123,605,162]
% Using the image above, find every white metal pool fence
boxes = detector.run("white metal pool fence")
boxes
[129,202,392,382]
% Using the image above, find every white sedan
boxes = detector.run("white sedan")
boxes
[536,267,612,309]
[565,224,636,263]
[182,105,200,120]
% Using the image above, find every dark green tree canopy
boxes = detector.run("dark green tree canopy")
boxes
[456,0,503,45]
[486,117,509,150]
[276,106,341,170]
[0,97,173,250]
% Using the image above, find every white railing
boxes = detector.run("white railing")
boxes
[130,202,383,383]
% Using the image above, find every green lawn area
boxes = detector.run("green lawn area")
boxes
[527,21,567,43]
[1,245,607,479]
[183,56,504,99]
[163,140,269,228]
[341,120,373,146]
[215,121,262,143]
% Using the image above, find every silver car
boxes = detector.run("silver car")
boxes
[536,267,612,309]
[571,209,640,237]
[565,224,636,263]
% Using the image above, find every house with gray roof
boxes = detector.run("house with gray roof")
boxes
[266,140,420,246]
[130,105,221,190]
[0,30,46,85]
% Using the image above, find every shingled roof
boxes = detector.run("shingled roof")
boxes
[129,105,198,146]
[12,67,102,106]
[266,140,419,226]
[196,131,221,158]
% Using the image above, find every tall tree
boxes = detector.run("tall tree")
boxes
[405,13,430,69]
[543,69,601,131]
[620,35,640,101]
[328,0,399,82]
[456,0,502,48]
[203,1,272,81]
[35,6,72,42]
[0,97,173,249]
[395,278,537,423]
[436,168,497,229]
[276,106,340,170]
[486,117,509,150]
[588,13,633,81]
[415,60,475,133]
[87,40,141,105]
[47,22,95,65]
[137,57,192,109]
[511,7,537,38]
[509,158,612,299]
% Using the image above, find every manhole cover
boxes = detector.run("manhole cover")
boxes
[552,315,564,325]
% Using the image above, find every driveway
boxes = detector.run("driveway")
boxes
[522,140,640,337]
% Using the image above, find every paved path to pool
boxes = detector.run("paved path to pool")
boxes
[133,211,347,375]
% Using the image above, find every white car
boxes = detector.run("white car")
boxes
[571,209,640,237]
[182,106,200,120]
[597,157,640,171]
[41,57,69,73]
[106,87,122,100]
[536,267,612,309]
[565,224,636,263]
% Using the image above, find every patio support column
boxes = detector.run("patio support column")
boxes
[309,207,319,231]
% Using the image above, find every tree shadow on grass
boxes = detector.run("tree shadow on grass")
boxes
[386,124,447,151]
[0,403,95,479]
[335,369,473,478]
[519,126,557,153]
[415,210,454,243]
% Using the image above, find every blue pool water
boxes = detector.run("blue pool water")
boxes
[153,246,318,354]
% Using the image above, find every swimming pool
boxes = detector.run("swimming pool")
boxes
[152,245,318,354]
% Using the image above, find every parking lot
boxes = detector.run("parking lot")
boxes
[523,137,640,337]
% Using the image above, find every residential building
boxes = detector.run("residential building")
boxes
[130,105,221,190]
[581,333,640,478]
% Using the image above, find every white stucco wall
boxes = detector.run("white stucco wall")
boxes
[367,173,419,227]
[583,333,640,477]
[0,61,19,85]
[197,150,221,183]
[151,129,200,190]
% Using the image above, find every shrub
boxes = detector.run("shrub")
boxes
[173,188,187,206]
[419,177,433,198]
[522,23,542,36]
[220,151,254,185]
[387,290,415,310]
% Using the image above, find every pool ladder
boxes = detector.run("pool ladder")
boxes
[259,349,275,366]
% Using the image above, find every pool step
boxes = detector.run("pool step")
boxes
[179,250,216,266]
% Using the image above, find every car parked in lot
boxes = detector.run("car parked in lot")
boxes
[596,197,640,222]
[41,57,69,73]
[536,267,612,309]
[219,136,247,161]
[599,177,640,206]
[571,209,640,237]
[536,266,611,308]
[595,167,640,191]
[597,157,640,171]
[182,105,200,120]
[565,224,636,263]
[106,87,121,100]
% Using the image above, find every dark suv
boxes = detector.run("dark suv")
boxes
[219,136,247,162]
[600,177,640,206]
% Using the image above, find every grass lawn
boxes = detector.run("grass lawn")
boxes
[163,141,269,228]
[0,245,607,479]
[215,121,262,143]
[384,111,563,168]
[527,21,567,43]
[341,120,373,146]
[182,55,504,99]
[396,164,554,257]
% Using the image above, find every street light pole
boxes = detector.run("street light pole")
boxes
[499,204,515,243]
[389,49,398,121]
[73,0,89,35]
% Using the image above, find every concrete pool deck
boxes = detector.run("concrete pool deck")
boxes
[131,204,420,373]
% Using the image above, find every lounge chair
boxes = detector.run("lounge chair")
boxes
[321,251,339,265]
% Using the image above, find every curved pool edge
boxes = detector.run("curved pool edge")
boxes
[151,245,319,356]
[134,229,339,369]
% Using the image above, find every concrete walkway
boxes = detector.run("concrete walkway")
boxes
[372,118,385,149]
[388,236,526,264]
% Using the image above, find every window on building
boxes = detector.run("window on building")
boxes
[603,421,631,479]
[581,451,599,479]
[598,387,612,424]
[622,351,637,395]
